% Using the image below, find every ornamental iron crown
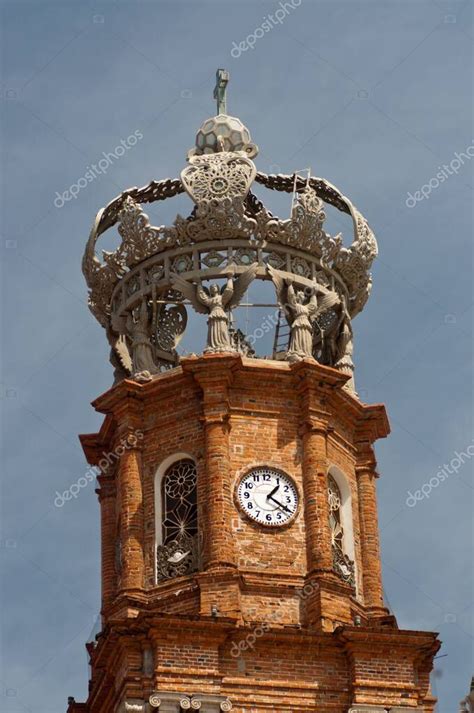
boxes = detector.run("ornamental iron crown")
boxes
[82,69,377,390]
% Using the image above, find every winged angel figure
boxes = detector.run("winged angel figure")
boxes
[267,265,341,362]
[171,264,258,353]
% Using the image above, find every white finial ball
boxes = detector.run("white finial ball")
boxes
[193,114,258,157]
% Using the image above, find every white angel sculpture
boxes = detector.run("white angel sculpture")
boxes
[171,264,258,353]
[267,265,341,362]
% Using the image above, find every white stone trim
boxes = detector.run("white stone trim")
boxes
[328,464,358,593]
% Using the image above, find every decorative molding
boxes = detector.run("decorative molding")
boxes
[148,692,232,712]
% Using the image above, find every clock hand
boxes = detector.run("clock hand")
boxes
[268,495,291,513]
[266,484,280,501]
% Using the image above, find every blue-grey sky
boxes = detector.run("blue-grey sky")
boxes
[1,0,473,711]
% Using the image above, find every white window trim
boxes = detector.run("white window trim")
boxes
[328,465,358,594]
[154,452,196,585]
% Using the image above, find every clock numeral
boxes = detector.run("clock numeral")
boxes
[239,469,298,526]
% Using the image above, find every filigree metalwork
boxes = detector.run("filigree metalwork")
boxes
[154,303,187,353]
[202,250,227,268]
[164,460,197,500]
[146,264,164,284]
[265,252,285,269]
[233,247,257,266]
[328,474,355,587]
[156,459,199,583]
[291,256,311,278]
[171,254,193,274]
[181,152,256,203]
[82,115,378,385]
[156,533,199,582]
[162,459,198,545]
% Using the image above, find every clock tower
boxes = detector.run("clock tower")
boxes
[68,70,440,713]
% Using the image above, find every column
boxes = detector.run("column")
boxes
[96,474,117,616]
[356,447,385,614]
[117,431,145,592]
[201,413,236,570]
[296,363,334,576]
[184,356,238,572]
[300,418,333,575]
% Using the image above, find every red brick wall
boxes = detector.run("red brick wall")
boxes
[74,355,439,713]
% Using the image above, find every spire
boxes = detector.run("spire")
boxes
[213,68,229,115]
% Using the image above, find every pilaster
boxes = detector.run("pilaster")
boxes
[355,443,385,616]
[182,354,240,617]
[96,475,117,617]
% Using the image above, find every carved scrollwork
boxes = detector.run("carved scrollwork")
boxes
[149,694,161,708]
[156,533,199,582]
[154,302,187,353]
[83,150,378,384]
[180,151,256,204]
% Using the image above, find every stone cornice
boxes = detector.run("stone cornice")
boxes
[335,625,440,657]
[85,356,390,444]
[79,415,116,465]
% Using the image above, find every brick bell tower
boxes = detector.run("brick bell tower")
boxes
[68,70,440,713]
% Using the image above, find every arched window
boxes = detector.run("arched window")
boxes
[155,457,198,583]
[327,473,355,588]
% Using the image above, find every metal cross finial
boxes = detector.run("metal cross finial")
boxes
[213,68,229,115]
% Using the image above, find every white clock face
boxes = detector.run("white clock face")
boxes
[237,467,299,527]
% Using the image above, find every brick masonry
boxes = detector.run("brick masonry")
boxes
[69,354,440,712]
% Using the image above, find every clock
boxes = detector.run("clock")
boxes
[236,467,299,527]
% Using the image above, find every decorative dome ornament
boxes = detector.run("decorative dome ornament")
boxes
[190,113,258,159]
[188,70,258,159]
[82,68,378,392]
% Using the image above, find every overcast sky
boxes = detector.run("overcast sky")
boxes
[1,0,473,711]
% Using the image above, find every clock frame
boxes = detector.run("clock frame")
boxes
[235,466,299,528]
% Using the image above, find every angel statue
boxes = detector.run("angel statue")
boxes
[171,264,258,353]
[125,299,159,380]
[267,265,340,363]
[108,299,158,383]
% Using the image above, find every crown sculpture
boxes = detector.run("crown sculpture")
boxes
[83,69,377,389]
